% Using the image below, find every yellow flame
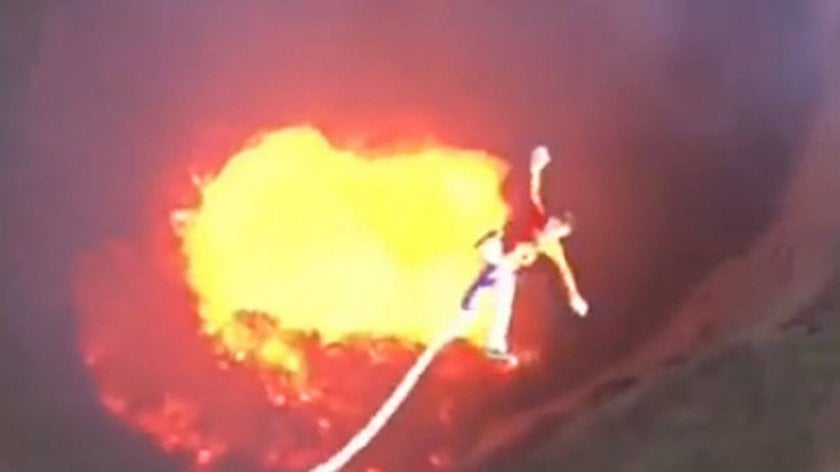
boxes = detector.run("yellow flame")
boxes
[177,126,509,374]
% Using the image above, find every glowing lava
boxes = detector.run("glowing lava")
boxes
[76,126,528,471]
[175,126,509,376]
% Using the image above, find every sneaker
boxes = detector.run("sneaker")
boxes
[486,348,519,366]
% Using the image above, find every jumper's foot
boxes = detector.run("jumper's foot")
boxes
[486,348,519,367]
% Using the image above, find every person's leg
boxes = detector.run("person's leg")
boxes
[487,268,516,355]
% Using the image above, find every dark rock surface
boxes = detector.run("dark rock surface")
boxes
[480,9,840,468]
[489,260,840,472]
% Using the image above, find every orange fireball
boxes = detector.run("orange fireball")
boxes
[175,126,510,376]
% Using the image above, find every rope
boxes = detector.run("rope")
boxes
[310,306,482,472]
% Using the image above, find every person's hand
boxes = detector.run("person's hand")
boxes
[530,146,552,173]
[570,295,589,317]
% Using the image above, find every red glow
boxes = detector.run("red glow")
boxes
[74,126,546,471]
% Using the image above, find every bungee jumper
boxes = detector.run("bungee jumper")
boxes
[461,145,589,364]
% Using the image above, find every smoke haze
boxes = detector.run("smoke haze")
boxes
[0,0,835,470]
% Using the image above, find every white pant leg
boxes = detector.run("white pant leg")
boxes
[487,267,516,353]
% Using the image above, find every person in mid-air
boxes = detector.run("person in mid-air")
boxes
[461,229,537,363]
[462,145,589,363]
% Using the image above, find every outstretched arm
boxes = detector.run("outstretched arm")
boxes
[530,146,552,214]
[539,236,589,317]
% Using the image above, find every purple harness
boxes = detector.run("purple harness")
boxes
[460,264,498,310]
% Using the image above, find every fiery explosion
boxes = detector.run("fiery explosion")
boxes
[175,126,509,378]
[75,125,544,471]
